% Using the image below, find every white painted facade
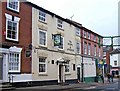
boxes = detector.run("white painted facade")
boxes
[110,54,120,75]
[32,7,82,83]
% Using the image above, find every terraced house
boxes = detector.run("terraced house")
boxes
[81,27,103,82]
[0,0,32,83]
[31,3,82,85]
[0,0,103,86]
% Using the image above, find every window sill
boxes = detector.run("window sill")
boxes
[57,27,64,31]
[38,73,48,76]
[65,73,71,75]
[7,7,19,13]
[38,20,47,24]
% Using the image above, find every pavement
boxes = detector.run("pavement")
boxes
[0,78,119,90]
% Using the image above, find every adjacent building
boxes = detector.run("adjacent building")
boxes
[81,27,103,82]
[0,0,32,83]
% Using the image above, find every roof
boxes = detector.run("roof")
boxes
[26,1,103,37]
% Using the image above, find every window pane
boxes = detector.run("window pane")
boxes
[39,57,46,73]
[9,53,19,72]
[39,31,46,46]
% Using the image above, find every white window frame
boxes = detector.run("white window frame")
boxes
[76,41,80,54]
[58,36,64,50]
[5,13,20,41]
[94,35,96,42]
[88,43,91,55]
[65,61,70,73]
[84,42,87,54]
[94,45,97,56]
[39,11,46,23]
[9,46,22,73]
[88,32,91,39]
[57,19,63,29]
[84,31,87,38]
[39,57,47,74]
[76,27,80,36]
[38,29,47,47]
[7,0,20,12]
[114,60,117,66]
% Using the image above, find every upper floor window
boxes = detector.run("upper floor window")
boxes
[39,30,47,47]
[84,42,87,54]
[76,27,80,36]
[88,43,91,55]
[39,11,46,22]
[39,57,47,73]
[94,45,97,56]
[7,0,20,12]
[84,31,87,38]
[114,60,117,66]
[58,36,64,49]
[98,47,101,57]
[103,52,106,56]
[76,41,80,54]
[94,35,96,42]
[88,32,91,39]
[5,13,20,41]
[57,19,63,29]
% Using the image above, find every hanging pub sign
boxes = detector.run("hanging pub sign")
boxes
[53,34,61,46]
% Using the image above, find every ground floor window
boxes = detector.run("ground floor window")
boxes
[65,61,70,73]
[39,57,47,73]
[9,53,20,72]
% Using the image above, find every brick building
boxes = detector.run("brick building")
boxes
[81,27,103,82]
[0,0,32,83]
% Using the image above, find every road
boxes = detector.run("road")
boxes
[2,79,119,91]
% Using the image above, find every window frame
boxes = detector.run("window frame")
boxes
[94,45,97,56]
[76,41,80,54]
[39,11,46,23]
[84,31,87,38]
[114,60,117,66]
[88,43,91,55]
[58,36,64,50]
[88,32,91,39]
[65,61,70,73]
[76,27,80,36]
[38,29,47,47]
[94,35,96,42]
[84,42,87,54]
[7,0,20,12]
[5,13,20,41]
[57,19,63,29]
[39,57,47,74]
[9,52,21,73]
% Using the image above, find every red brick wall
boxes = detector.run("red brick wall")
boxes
[2,2,32,73]
[81,29,103,59]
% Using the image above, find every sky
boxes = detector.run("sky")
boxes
[28,0,119,36]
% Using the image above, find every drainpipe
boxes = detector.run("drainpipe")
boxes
[81,56,84,82]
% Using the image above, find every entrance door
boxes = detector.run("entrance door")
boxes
[59,65,62,83]
[0,57,3,80]
[77,67,80,82]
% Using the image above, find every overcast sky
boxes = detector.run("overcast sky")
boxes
[28,0,119,36]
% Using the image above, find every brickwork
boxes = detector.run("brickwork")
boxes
[1,2,32,73]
